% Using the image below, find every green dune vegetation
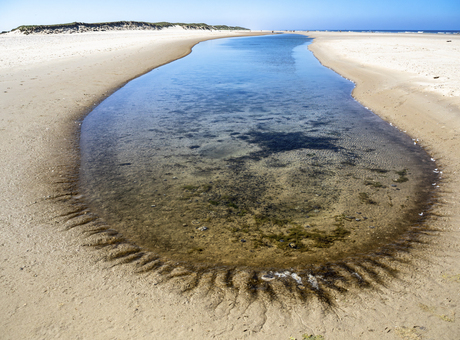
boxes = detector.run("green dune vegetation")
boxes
[11,21,249,34]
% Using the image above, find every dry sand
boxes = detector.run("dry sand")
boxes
[1,29,459,339]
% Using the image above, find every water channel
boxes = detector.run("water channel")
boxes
[80,34,436,271]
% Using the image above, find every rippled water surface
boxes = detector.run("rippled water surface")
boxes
[80,34,435,269]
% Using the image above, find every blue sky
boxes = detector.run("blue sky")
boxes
[0,0,459,32]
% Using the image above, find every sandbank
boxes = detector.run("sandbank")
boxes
[1,29,459,339]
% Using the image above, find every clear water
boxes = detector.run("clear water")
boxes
[80,34,435,270]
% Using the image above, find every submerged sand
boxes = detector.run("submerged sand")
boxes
[1,29,459,339]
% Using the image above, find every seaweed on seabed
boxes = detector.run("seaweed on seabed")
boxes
[394,169,409,183]
[359,192,377,205]
[259,225,350,250]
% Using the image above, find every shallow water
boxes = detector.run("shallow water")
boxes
[80,34,436,270]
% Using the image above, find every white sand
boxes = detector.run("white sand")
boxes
[308,32,460,99]
[1,27,239,70]
[1,30,460,339]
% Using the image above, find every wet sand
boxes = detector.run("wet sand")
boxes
[1,30,459,339]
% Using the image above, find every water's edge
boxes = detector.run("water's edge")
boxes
[71,34,439,302]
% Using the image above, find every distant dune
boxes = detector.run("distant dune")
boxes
[9,21,249,35]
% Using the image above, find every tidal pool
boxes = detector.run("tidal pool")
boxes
[80,34,436,271]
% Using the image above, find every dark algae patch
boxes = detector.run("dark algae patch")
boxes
[79,34,439,301]
[237,131,340,154]
[394,169,410,183]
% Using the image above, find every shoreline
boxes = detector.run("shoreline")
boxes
[306,32,460,207]
[1,30,459,339]
[307,31,460,336]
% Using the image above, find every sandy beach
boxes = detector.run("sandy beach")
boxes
[1,28,459,339]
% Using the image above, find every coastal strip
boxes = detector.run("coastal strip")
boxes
[9,21,249,35]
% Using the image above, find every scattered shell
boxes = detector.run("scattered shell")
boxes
[275,271,291,278]
[261,273,275,281]
[291,273,302,285]
[289,243,297,249]
[352,272,363,280]
[308,274,319,290]
[369,225,375,228]
[197,226,208,231]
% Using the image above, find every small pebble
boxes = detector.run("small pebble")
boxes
[355,218,361,222]
[241,239,246,243]
[369,225,375,229]
[182,224,188,227]
[279,239,285,242]
[197,226,208,231]
[173,176,178,179]
[289,243,297,249]
[391,184,397,187]
[151,205,156,207]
